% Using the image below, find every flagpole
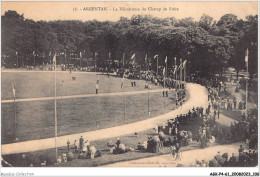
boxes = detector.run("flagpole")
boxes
[14,90,16,140]
[123,53,125,68]
[80,52,82,67]
[166,56,167,78]
[157,56,158,75]
[147,58,150,116]
[147,54,149,71]
[163,67,166,108]
[123,53,126,121]
[184,60,186,82]
[33,53,36,66]
[95,52,97,75]
[54,54,58,163]
[124,80,126,122]
[16,52,18,68]
[59,81,63,135]
[245,49,249,120]
[174,57,176,69]
[148,81,150,116]
[49,53,51,66]
[174,57,177,91]
[145,53,147,72]
[180,59,183,89]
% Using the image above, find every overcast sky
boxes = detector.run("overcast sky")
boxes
[1,1,258,22]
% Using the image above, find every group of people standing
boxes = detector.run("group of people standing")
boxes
[64,136,98,162]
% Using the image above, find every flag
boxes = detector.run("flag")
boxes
[245,49,249,69]
[33,51,35,56]
[173,67,177,74]
[177,64,181,70]
[80,52,82,58]
[183,60,187,67]
[49,51,51,57]
[145,54,147,63]
[163,67,166,76]
[53,54,56,64]
[131,53,135,60]
[154,54,158,59]
[109,52,111,58]
[165,56,167,63]
[12,83,16,98]
[95,51,98,57]
[16,51,18,56]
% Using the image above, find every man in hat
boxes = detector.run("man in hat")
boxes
[79,136,84,152]
[217,109,220,119]
[67,139,70,152]
[233,97,237,109]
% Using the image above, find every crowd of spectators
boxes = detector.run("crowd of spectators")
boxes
[193,145,258,167]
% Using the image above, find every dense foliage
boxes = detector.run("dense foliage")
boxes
[1,11,258,76]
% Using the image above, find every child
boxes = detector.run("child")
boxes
[170,146,176,160]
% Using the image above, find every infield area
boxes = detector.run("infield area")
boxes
[1,71,176,144]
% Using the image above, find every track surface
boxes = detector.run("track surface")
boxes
[1,89,164,103]
[103,142,244,167]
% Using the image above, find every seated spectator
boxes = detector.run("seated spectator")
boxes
[57,156,62,164]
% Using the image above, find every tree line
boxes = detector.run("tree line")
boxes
[1,10,258,76]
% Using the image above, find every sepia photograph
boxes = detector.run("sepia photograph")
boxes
[0,0,259,176]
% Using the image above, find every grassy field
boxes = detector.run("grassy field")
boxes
[1,71,161,100]
[1,71,176,144]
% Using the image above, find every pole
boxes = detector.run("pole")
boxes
[174,57,177,90]
[122,53,126,122]
[174,57,177,91]
[145,53,147,72]
[147,58,150,116]
[123,53,125,68]
[157,56,158,75]
[124,84,126,122]
[80,55,81,68]
[184,61,186,82]
[16,53,18,68]
[59,81,63,135]
[148,81,150,116]
[34,55,35,66]
[246,71,248,120]
[95,53,97,74]
[164,67,166,108]
[54,55,58,163]
[65,51,67,66]
[245,49,249,120]
[180,59,183,89]
[14,96,16,139]
[174,57,176,69]
[166,57,167,78]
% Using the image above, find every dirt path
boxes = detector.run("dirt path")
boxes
[103,142,244,167]
[1,89,165,103]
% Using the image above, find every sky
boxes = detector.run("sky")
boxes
[1,1,258,22]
